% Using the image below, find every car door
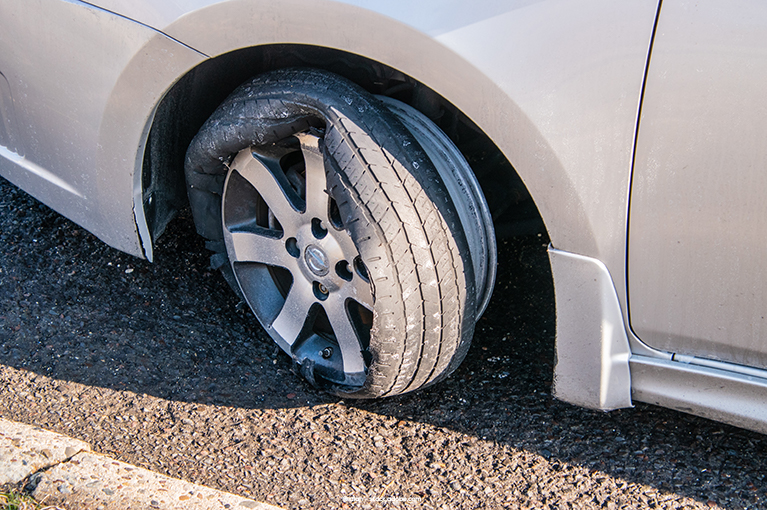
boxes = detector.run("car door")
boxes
[629,0,767,368]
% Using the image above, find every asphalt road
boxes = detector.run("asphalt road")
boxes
[1,176,766,509]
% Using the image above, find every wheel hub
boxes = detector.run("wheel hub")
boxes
[304,244,329,276]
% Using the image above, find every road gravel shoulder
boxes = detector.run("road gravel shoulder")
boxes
[0,417,282,510]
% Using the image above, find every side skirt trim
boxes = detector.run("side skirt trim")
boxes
[631,355,767,434]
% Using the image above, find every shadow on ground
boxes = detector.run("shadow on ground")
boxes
[1,177,765,508]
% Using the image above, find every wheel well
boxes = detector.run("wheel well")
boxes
[141,44,544,244]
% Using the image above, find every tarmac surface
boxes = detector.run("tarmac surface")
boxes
[2,176,767,509]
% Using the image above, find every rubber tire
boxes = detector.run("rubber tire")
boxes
[185,68,476,397]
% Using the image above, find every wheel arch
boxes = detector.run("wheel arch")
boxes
[140,40,567,254]
[100,0,622,263]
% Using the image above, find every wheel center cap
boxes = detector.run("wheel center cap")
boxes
[304,244,329,276]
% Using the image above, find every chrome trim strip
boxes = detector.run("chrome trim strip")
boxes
[672,353,767,382]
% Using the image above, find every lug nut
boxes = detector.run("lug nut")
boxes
[312,281,330,301]
[321,347,333,359]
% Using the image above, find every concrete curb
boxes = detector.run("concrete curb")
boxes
[0,418,90,486]
[0,418,283,510]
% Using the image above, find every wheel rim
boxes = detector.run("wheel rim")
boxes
[221,133,373,387]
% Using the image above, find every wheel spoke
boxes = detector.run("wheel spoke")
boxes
[297,134,329,219]
[345,273,374,312]
[226,230,294,269]
[334,229,359,259]
[270,285,315,347]
[234,153,302,232]
[325,297,366,375]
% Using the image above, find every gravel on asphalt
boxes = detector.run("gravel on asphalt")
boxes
[2,176,767,509]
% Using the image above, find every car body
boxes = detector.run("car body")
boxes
[2,0,767,431]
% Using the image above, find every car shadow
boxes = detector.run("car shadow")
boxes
[1,177,765,507]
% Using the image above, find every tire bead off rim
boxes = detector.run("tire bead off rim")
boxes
[186,68,486,396]
[378,96,497,317]
[219,99,496,389]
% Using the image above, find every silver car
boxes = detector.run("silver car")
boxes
[2,0,766,433]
